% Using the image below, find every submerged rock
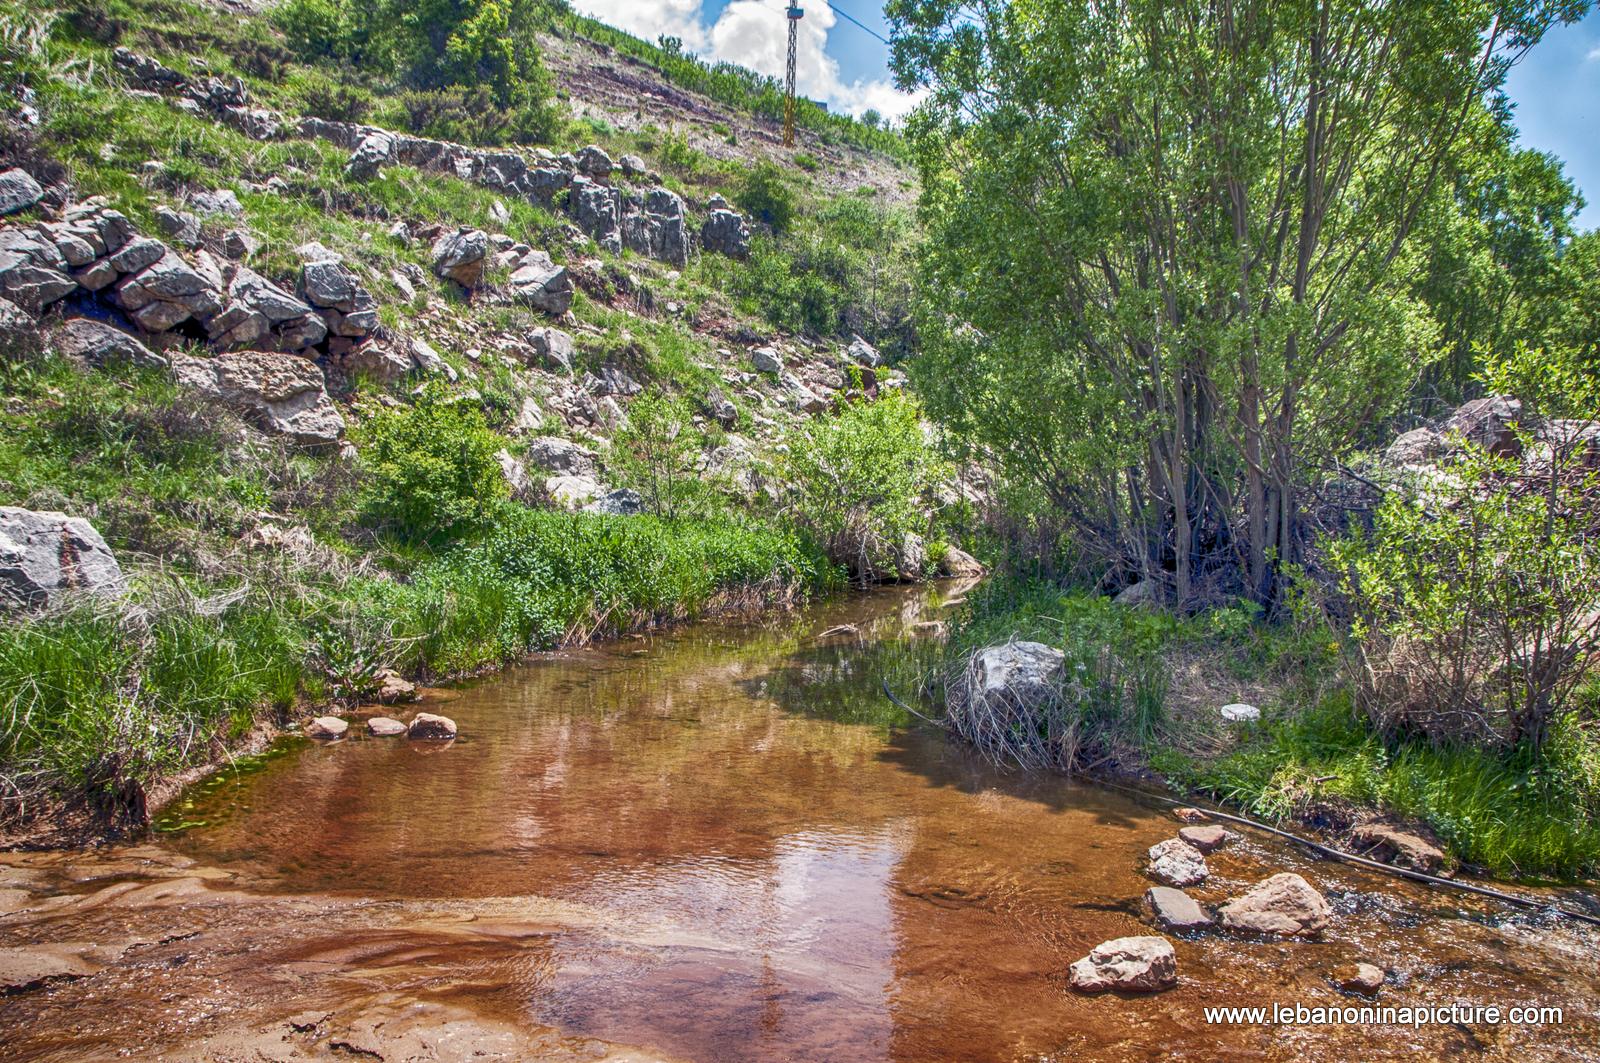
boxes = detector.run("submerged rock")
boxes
[407,712,457,740]
[1218,872,1330,937]
[0,507,126,608]
[1147,838,1209,887]
[1068,936,1177,993]
[1145,886,1212,932]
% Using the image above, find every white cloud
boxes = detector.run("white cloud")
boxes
[1587,44,1600,61]
[570,0,924,121]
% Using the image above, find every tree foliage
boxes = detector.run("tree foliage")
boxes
[889,0,1589,607]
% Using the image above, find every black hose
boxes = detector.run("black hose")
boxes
[880,680,1600,929]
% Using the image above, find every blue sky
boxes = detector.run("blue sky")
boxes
[576,3,1600,230]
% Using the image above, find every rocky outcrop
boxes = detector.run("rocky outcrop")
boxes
[1068,936,1178,993]
[526,436,597,477]
[1145,886,1211,931]
[300,257,378,341]
[1218,873,1330,937]
[702,198,751,259]
[430,228,489,289]
[171,351,345,447]
[1147,838,1209,887]
[510,251,573,315]
[0,507,126,608]
[0,169,45,216]
[620,188,690,267]
[51,319,166,368]
[846,335,882,367]
[0,227,78,313]
[1442,395,1522,457]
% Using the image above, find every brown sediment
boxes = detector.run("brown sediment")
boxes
[2,585,1597,1061]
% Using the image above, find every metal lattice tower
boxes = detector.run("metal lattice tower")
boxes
[784,5,803,147]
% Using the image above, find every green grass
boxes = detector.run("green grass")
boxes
[1153,695,1600,881]
[949,576,1600,880]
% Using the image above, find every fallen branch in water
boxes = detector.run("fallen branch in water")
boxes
[880,681,1600,929]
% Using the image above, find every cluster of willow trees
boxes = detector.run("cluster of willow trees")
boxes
[889,0,1595,608]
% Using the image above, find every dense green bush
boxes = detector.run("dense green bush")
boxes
[737,163,797,234]
[356,385,508,545]
[782,392,947,582]
[608,391,710,519]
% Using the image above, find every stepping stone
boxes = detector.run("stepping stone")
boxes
[1145,886,1211,931]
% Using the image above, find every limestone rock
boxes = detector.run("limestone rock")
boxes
[1351,823,1447,873]
[222,229,260,260]
[1148,838,1209,888]
[408,712,457,740]
[1442,395,1523,458]
[528,325,575,371]
[1145,886,1212,932]
[366,716,407,737]
[526,436,597,477]
[952,641,1065,717]
[702,205,751,259]
[52,319,167,368]
[751,346,783,374]
[1218,872,1330,937]
[189,188,243,217]
[305,716,348,739]
[495,448,530,496]
[1384,427,1441,465]
[172,351,345,447]
[331,342,411,384]
[1220,702,1260,723]
[0,169,45,215]
[575,144,614,178]
[545,474,605,509]
[430,228,489,289]
[846,334,882,367]
[345,130,397,181]
[154,206,201,247]
[1178,825,1230,853]
[937,546,985,578]
[1068,936,1177,994]
[1114,579,1162,607]
[112,47,185,91]
[0,507,126,608]
[0,228,77,313]
[584,488,644,516]
[510,251,573,315]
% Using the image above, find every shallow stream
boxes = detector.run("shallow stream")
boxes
[1,584,1595,1060]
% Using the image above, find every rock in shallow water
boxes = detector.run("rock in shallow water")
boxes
[1218,872,1330,937]
[366,717,406,737]
[1178,824,1231,853]
[1068,935,1178,993]
[305,716,348,739]
[1334,962,1385,996]
[408,712,457,740]
[1145,886,1211,932]
[1147,837,1209,887]
[1351,823,1447,873]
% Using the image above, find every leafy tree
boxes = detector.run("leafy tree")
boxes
[609,390,707,520]
[888,0,1589,607]
[358,385,507,545]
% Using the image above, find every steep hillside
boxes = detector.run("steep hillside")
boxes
[0,0,967,840]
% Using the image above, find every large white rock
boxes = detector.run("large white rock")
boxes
[1147,837,1209,887]
[1218,872,1331,937]
[1068,936,1178,993]
[955,641,1065,715]
[0,507,125,607]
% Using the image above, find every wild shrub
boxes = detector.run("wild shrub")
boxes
[781,392,948,582]
[737,162,797,234]
[356,384,507,545]
[608,390,709,519]
[1331,344,1600,753]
